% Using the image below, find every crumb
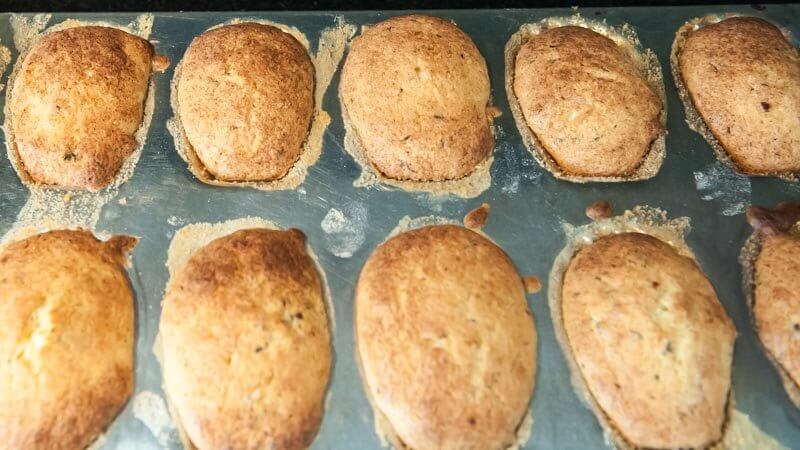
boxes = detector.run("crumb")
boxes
[118,197,127,205]
[464,203,491,229]
[486,106,503,119]
[586,200,613,221]
[151,54,171,72]
[746,202,800,236]
[63,192,73,203]
[523,276,541,294]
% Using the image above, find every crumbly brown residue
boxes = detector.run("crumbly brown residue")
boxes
[522,276,541,294]
[505,14,667,183]
[168,17,355,191]
[464,202,491,229]
[670,14,798,182]
[3,14,156,236]
[340,18,494,199]
[585,200,613,221]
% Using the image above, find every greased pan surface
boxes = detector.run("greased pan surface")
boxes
[0,6,799,449]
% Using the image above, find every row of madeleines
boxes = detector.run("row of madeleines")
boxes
[1,201,799,449]
[5,14,800,191]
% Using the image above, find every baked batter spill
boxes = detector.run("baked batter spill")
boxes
[463,202,491,229]
[746,202,800,236]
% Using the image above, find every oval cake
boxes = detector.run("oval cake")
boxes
[753,232,800,400]
[513,25,663,177]
[159,228,330,450]
[8,26,155,191]
[560,233,735,448]
[677,17,800,175]
[0,230,137,450]
[355,225,536,449]
[340,15,494,182]
[176,23,314,182]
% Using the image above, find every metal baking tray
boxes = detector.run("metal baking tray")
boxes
[1,5,799,449]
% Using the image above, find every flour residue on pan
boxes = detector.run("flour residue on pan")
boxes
[132,390,178,447]
[504,14,667,183]
[320,201,368,258]
[3,14,157,236]
[549,205,785,449]
[168,17,355,191]
[671,14,798,182]
[693,161,752,216]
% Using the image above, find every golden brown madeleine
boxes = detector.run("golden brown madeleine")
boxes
[8,26,155,191]
[0,230,137,450]
[677,17,800,175]
[340,15,494,182]
[561,233,735,448]
[356,225,536,449]
[754,233,800,393]
[160,229,330,450]
[514,26,663,177]
[176,23,314,182]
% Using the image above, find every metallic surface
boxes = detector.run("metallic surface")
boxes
[0,6,798,449]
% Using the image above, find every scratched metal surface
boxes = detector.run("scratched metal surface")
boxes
[1,5,800,450]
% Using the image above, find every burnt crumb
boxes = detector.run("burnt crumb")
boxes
[652,281,660,288]
[63,152,76,161]
[585,200,613,221]
[746,202,800,236]
[255,346,263,353]
[654,374,660,380]
[464,203,491,229]
[523,276,542,294]
[663,341,673,354]
[614,383,621,389]
[293,312,304,320]
[468,417,477,426]
[761,101,771,112]
[794,323,800,332]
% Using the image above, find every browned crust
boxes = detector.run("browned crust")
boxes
[160,228,331,450]
[8,26,154,191]
[740,205,800,408]
[554,231,734,449]
[513,26,663,177]
[355,225,536,450]
[176,23,314,182]
[673,16,800,179]
[0,230,136,450]
[340,15,494,182]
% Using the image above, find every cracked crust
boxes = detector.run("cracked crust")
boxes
[159,228,331,450]
[340,15,494,182]
[513,26,663,177]
[8,26,155,191]
[561,233,735,448]
[677,17,800,175]
[355,225,536,450]
[176,23,314,182]
[0,230,137,450]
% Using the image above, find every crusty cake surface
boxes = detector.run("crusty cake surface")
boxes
[514,25,663,177]
[678,17,800,175]
[561,232,735,449]
[355,225,536,450]
[0,230,136,450]
[9,26,154,191]
[754,233,800,391]
[340,15,493,182]
[177,23,314,182]
[160,228,330,450]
